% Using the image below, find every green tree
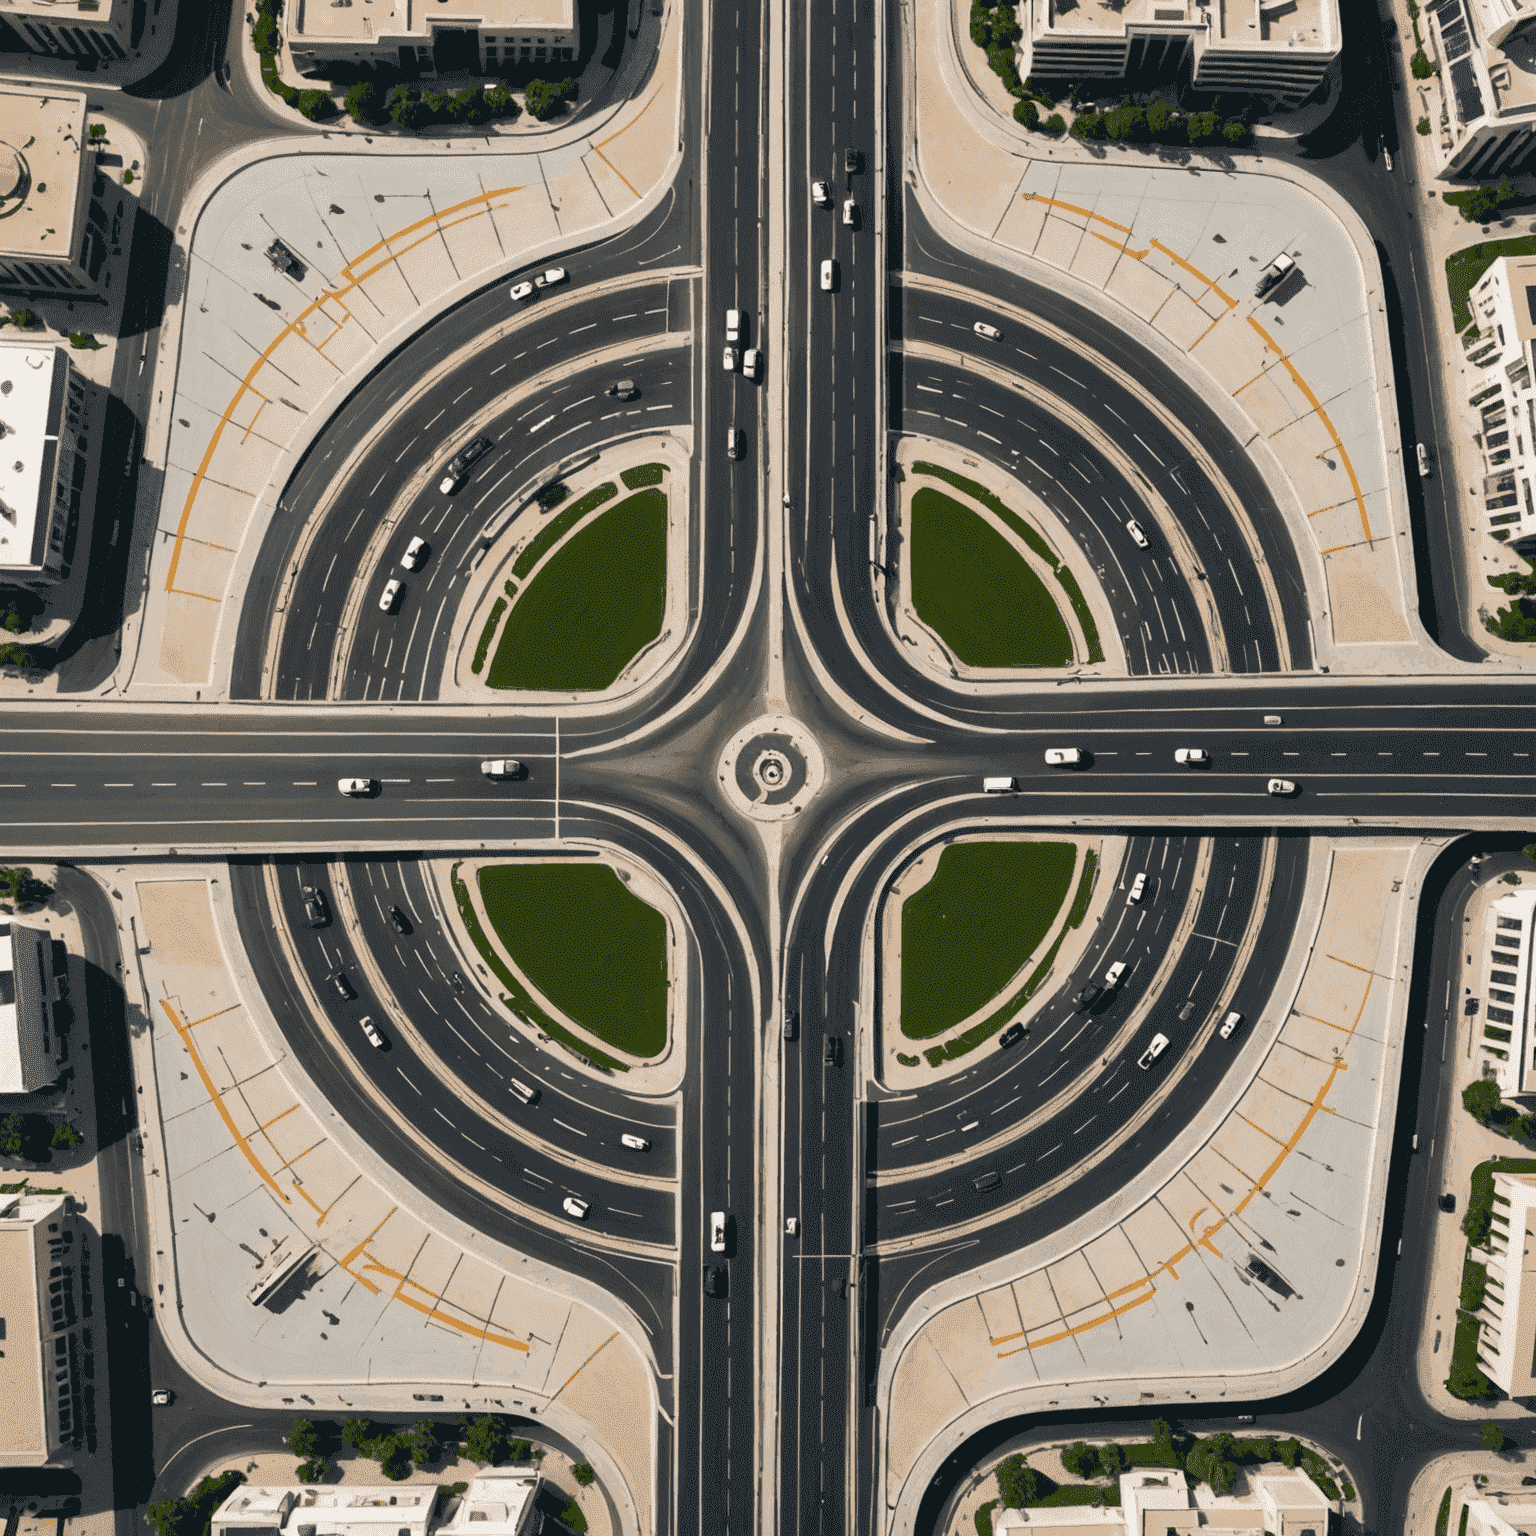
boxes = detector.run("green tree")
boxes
[1482,1420,1507,1451]
[1147,98,1173,134]
[375,1435,411,1481]
[1061,1441,1100,1478]
[1013,98,1040,128]
[405,1418,439,1466]
[1186,1432,1237,1493]
[1186,110,1220,143]
[10,308,34,328]
[0,1112,23,1156]
[1151,1418,1176,1452]
[344,80,383,124]
[484,83,519,120]
[341,1416,377,1451]
[997,1452,1040,1508]
[1102,102,1147,140]
[1099,1442,1128,1475]
[1488,602,1536,640]
[1069,112,1103,138]
[295,1461,330,1483]
[1044,113,1066,133]
[537,481,570,510]
[1222,119,1249,144]
[287,1418,321,1459]
[524,77,578,120]
[1417,116,1431,134]
[1275,1436,1300,1468]
[390,94,433,131]
[50,1120,81,1150]
[571,1464,595,1486]
[1410,47,1436,77]
[460,1414,508,1465]
[296,89,336,121]
[1464,1078,1504,1124]
[147,1471,247,1536]
[0,866,49,910]
[507,1438,533,1463]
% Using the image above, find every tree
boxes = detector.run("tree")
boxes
[405,1418,439,1466]
[1186,1432,1237,1494]
[1061,1441,1100,1478]
[1013,99,1039,128]
[390,93,434,131]
[0,1112,23,1156]
[0,866,49,911]
[524,77,578,121]
[1417,116,1431,134]
[1411,47,1436,77]
[1275,1437,1300,1468]
[1069,112,1102,138]
[460,1414,509,1466]
[375,1436,411,1480]
[1186,109,1220,143]
[147,1471,247,1536]
[10,308,34,328]
[507,1438,533,1463]
[344,80,383,124]
[1146,98,1173,134]
[1488,602,1536,640]
[51,1120,82,1150]
[1482,1421,1506,1451]
[296,1461,329,1483]
[1464,1078,1504,1124]
[484,83,519,120]
[571,1464,595,1486]
[1222,119,1249,144]
[287,1417,321,1459]
[1044,113,1066,133]
[1151,1418,1175,1451]
[341,1416,377,1451]
[296,89,336,121]
[1102,102,1147,141]
[997,1453,1041,1508]
[537,481,570,510]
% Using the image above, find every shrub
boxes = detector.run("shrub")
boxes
[1102,102,1146,141]
[975,1500,998,1536]
[1026,76,1056,107]
[1482,1421,1506,1451]
[1411,47,1436,77]
[147,1472,247,1536]
[1014,98,1039,128]
[1099,1443,1128,1475]
[997,1454,1041,1508]
[897,1051,919,1066]
[9,308,34,328]
[50,1120,82,1150]
[1062,1442,1100,1478]
[1465,1078,1505,1124]
[1146,99,1172,133]
[1222,119,1249,144]
[390,93,435,131]
[0,867,50,910]
[67,333,98,349]
[345,80,384,124]
[1418,116,1431,134]
[296,89,336,121]
[1446,180,1520,224]
[538,481,571,510]
[571,1464,595,1486]
[484,83,519,120]
[525,76,579,120]
[296,1461,329,1483]
[1487,601,1536,640]
[1044,113,1066,133]
[1275,1437,1300,1468]
[1070,112,1102,138]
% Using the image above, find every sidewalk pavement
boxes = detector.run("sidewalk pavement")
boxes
[103,865,657,1536]
[914,0,1455,676]
[878,835,1446,1536]
[115,0,684,699]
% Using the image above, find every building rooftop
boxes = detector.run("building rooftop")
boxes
[0,0,124,21]
[289,0,572,41]
[436,1472,541,1536]
[1039,0,1331,49]
[0,1193,62,1468]
[0,346,63,575]
[0,87,87,266]
[215,1487,436,1536]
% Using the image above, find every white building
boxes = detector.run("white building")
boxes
[212,1474,541,1536]
[995,1468,1331,1536]
[1463,1491,1536,1536]
[285,0,577,79]
[0,0,133,62]
[1472,886,1536,1091]
[0,344,89,587]
[0,87,103,301]
[1475,1169,1536,1396]
[0,923,61,1093]
[1016,0,1337,110]
[1463,258,1536,548]
[0,1193,84,1468]
[1425,0,1536,180]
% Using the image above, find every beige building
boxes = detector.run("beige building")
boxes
[995,1468,1331,1536]
[1465,258,1536,547]
[0,0,132,62]
[1017,0,1337,109]
[1463,1492,1536,1536]
[1425,0,1536,180]
[285,0,576,78]
[0,1193,84,1468]
[1476,1169,1536,1396]
[1474,886,1536,1090]
[0,923,61,1092]
[213,1474,541,1536]
[0,344,91,587]
[0,87,103,302]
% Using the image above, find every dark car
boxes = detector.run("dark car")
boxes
[605,379,638,400]
[973,1171,1001,1192]
[844,147,861,173]
[783,1011,798,1041]
[998,1022,1026,1049]
[1465,996,1480,1016]
[702,1264,726,1297]
[328,970,355,1000]
[388,905,411,935]
[824,1036,839,1066]
[301,886,329,928]
[1439,1192,1457,1213]
[450,972,466,994]
[1074,982,1103,1012]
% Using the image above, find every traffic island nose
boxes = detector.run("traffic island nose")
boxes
[719,714,825,822]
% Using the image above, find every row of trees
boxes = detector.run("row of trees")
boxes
[0,1112,81,1161]
[1013,96,1250,145]
[281,1414,565,1483]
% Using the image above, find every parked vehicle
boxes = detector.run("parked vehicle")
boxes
[1254,252,1296,299]
[1417,442,1432,477]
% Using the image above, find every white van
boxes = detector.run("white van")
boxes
[725,307,745,343]
[982,776,1016,793]
[510,1078,540,1105]
[820,259,836,292]
[710,1211,726,1253]
[1219,1011,1243,1039]
[1137,1033,1170,1069]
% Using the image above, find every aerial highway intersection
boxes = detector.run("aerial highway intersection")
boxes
[0,1,1533,1536]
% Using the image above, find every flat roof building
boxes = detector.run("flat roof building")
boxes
[1426,0,1536,180]
[1017,0,1338,109]
[0,923,60,1092]
[0,344,90,586]
[1471,885,1536,1089]
[0,87,103,302]
[0,1193,84,1468]
[1476,1169,1536,1396]
[0,0,131,62]
[1463,1492,1536,1536]
[213,1475,541,1536]
[286,0,576,78]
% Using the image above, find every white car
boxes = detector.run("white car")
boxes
[1127,871,1147,904]
[973,321,1001,341]
[843,197,856,226]
[360,1016,384,1049]
[510,281,535,301]
[379,578,401,612]
[480,758,521,779]
[727,427,744,460]
[509,1078,539,1105]
[723,346,739,371]
[1219,1010,1243,1039]
[620,1132,650,1151]
[1137,1032,1170,1070]
[726,307,745,343]
[1267,777,1298,796]
[534,267,567,289]
[1126,518,1149,548]
[1104,961,1127,987]
[1044,747,1083,767]
[742,347,762,380]
[562,1196,589,1220]
[812,180,831,207]
[785,1216,799,1236]
[1417,442,1431,477]
[151,1388,173,1406]
[820,259,836,292]
[1263,714,1282,725]
[400,536,426,570]
[710,1210,726,1253]
[337,777,373,796]
[1174,747,1209,766]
